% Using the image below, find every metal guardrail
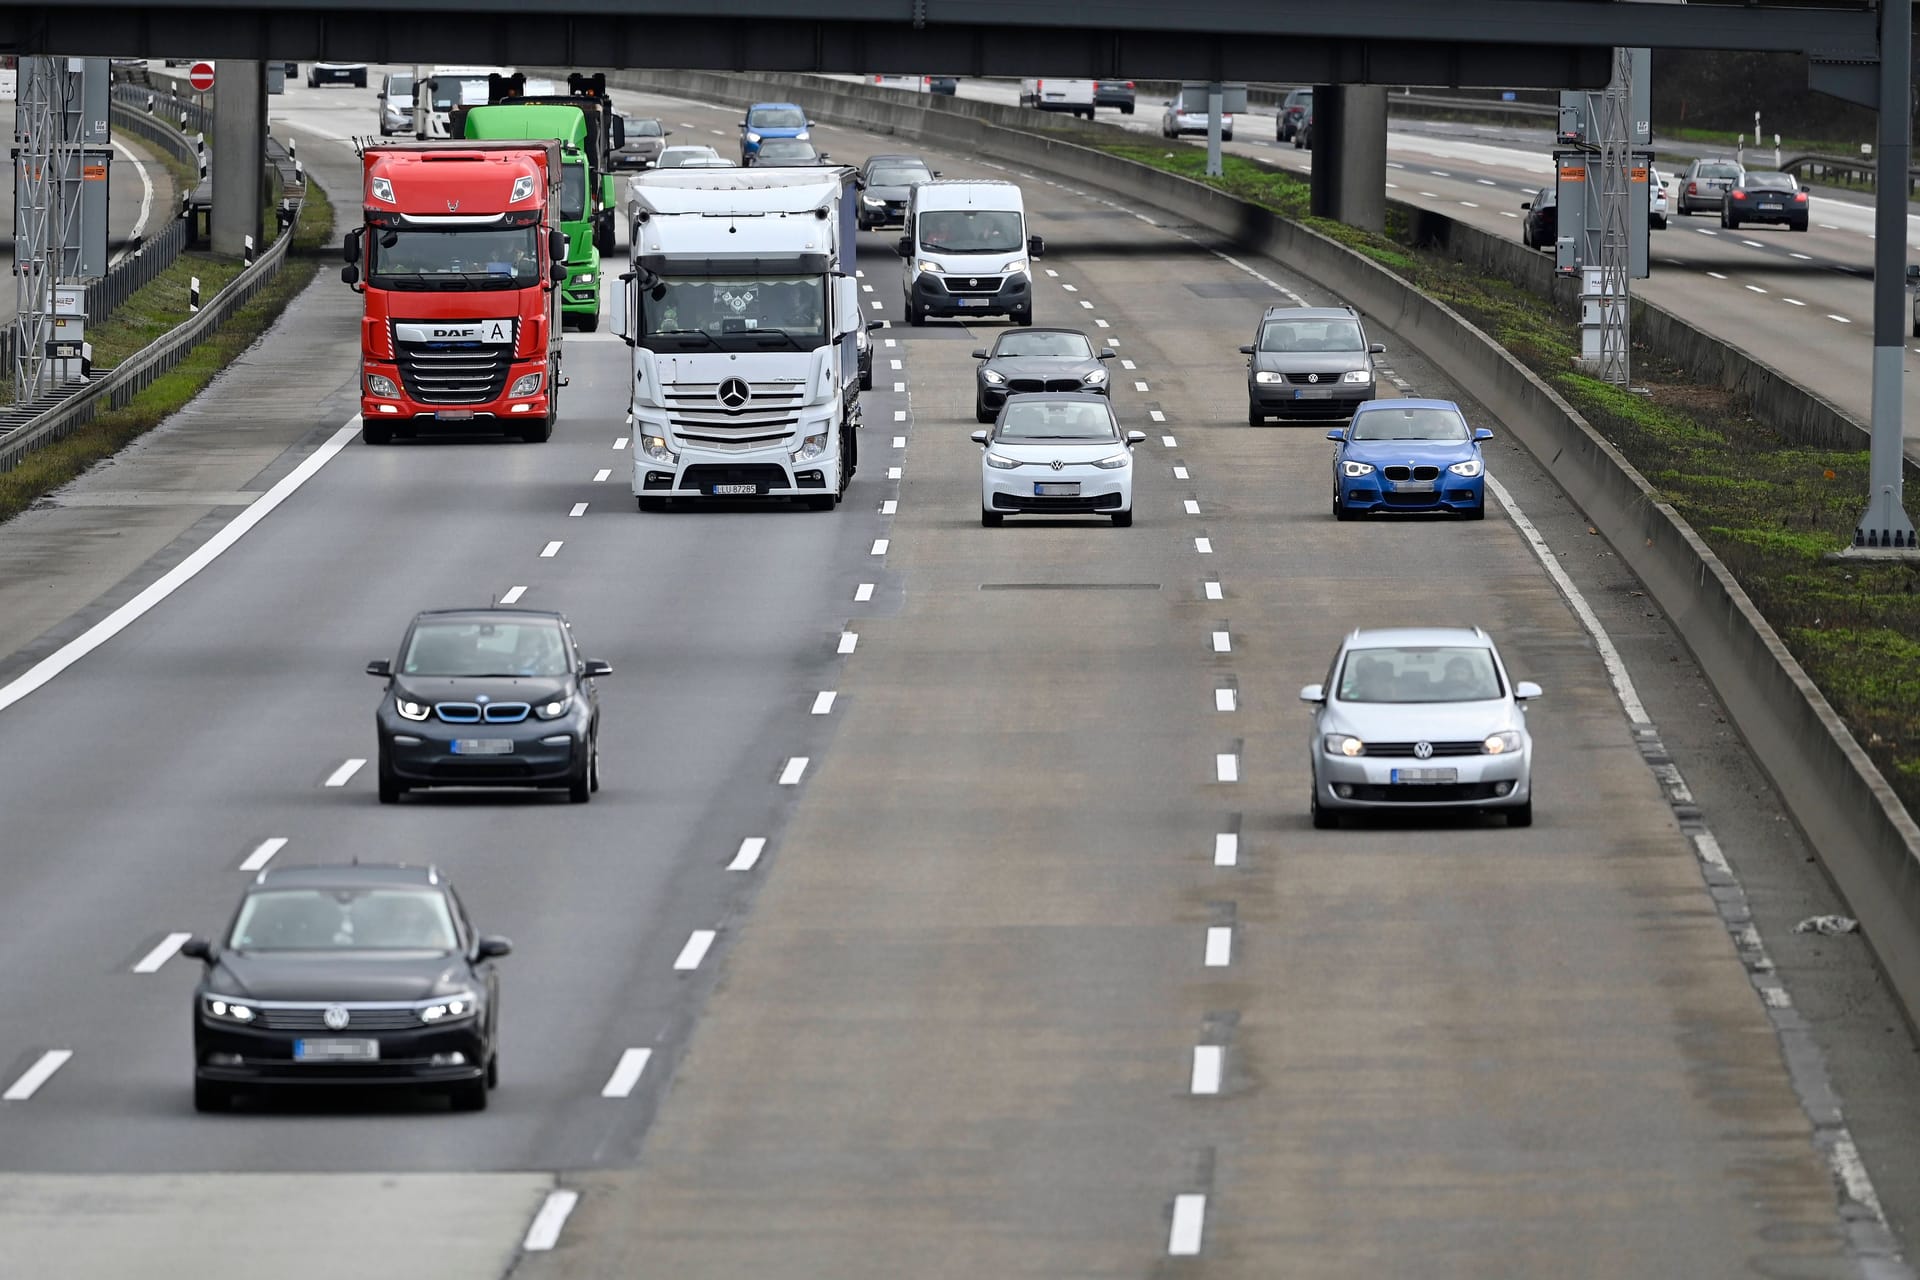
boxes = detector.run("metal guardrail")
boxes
[1777,151,1920,193]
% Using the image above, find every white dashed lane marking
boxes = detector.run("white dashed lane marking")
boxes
[854,583,875,602]
[593,469,611,483]
[323,759,365,788]
[811,691,837,715]
[541,541,564,558]
[1203,581,1223,600]
[1205,925,1233,966]
[239,837,287,872]
[1215,688,1236,712]
[1168,1194,1207,1256]
[132,933,193,974]
[838,632,859,654]
[1191,1045,1224,1094]
[1213,832,1238,866]
[674,929,718,970]
[728,837,767,871]
[600,1048,653,1098]
[1195,537,1213,554]
[499,585,526,605]
[569,502,589,517]
[1211,631,1231,653]
[522,1190,580,1253]
[2,1050,72,1102]
[779,757,809,786]
[1215,753,1239,782]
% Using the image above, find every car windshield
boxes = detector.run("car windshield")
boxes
[1699,163,1741,180]
[1338,646,1503,704]
[918,209,1023,254]
[998,401,1117,440]
[369,227,540,289]
[758,140,815,160]
[631,118,664,137]
[749,106,806,129]
[560,165,587,221]
[1349,407,1470,441]
[996,331,1093,358]
[402,619,570,677]
[430,75,491,111]
[658,148,716,167]
[1745,172,1796,190]
[230,888,458,952]
[389,75,414,103]
[640,275,829,351]
[1259,318,1365,352]
[868,165,930,186]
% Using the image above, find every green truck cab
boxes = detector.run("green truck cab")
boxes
[460,103,603,330]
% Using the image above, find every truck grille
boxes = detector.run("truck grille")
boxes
[664,382,806,448]
[941,275,1007,296]
[393,322,515,405]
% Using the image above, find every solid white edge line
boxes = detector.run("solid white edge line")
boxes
[1168,1193,1206,1255]
[811,691,837,715]
[779,757,809,785]
[3,1049,73,1101]
[1204,925,1233,966]
[132,932,193,974]
[674,928,718,970]
[728,837,767,871]
[0,422,359,716]
[521,1189,580,1252]
[600,1048,653,1098]
[1482,475,1648,724]
[323,758,366,788]
[239,837,288,872]
[109,137,155,260]
[1191,1045,1224,1094]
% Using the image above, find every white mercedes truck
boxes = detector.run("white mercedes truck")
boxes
[612,167,865,511]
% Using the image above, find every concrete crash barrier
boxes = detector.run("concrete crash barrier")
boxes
[606,67,1920,1028]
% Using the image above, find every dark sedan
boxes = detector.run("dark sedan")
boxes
[1521,186,1557,250]
[858,153,936,229]
[1094,80,1136,114]
[1723,170,1809,231]
[368,608,609,804]
[613,115,670,169]
[183,863,511,1112]
[748,138,828,167]
[973,327,1115,422]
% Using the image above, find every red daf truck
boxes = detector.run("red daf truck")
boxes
[342,140,567,443]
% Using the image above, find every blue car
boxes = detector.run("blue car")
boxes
[1329,398,1491,520]
[740,102,811,165]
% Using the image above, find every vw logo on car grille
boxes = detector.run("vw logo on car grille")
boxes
[1307,373,1320,383]
[1051,459,1065,470]
[718,378,751,408]
[1413,741,1434,760]
[322,1005,351,1031]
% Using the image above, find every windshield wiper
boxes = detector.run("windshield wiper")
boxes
[736,326,810,351]
[646,328,720,349]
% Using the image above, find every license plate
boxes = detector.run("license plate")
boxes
[1390,767,1457,784]
[1035,482,1080,496]
[711,483,759,495]
[294,1038,379,1062]
[434,409,477,422]
[1759,203,1782,211]
[451,738,513,755]
[1294,388,1333,399]
[1396,480,1436,493]
[953,297,979,306]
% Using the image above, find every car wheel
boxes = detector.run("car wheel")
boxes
[1792,220,1808,232]
[1122,105,1133,116]
[1507,798,1534,828]
[981,507,1003,527]
[377,762,404,805]
[976,399,993,424]
[1294,135,1303,149]
[193,1078,232,1113]
[1013,308,1033,327]
[907,307,925,327]
[1334,496,1356,522]
[1111,508,1133,528]
[449,1076,489,1112]
[486,1052,499,1089]
[589,731,601,793]
[355,73,367,88]
[1464,500,1486,521]
[1311,792,1339,829]
[860,367,873,391]
[637,496,666,512]
[1248,403,1264,426]
[361,420,392,445]
[1223,132,1233,142]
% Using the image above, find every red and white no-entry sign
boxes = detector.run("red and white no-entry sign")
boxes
[188,62,215,92]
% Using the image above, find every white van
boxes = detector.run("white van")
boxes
[898,179,1044,326]
[1019,78,1094,118]
[870,75,930,93]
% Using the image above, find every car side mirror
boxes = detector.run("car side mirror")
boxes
[1474,428,1494,441]
[663,129,673,137]
[866,320,883,332]
[1908,264,1920,283]
[1514,681,1543,701]
[582,659,613,677]
[341,263,361,286]
[1237,344,1254,355]
[1521,201,1532,210]
[971,348,989,359]
[1125,430,1147,445]
[1325,428,1346,442]
[475,936,513,960]
[1299,684,1325,704]
[377,90,386,100]
[1367,342,1386,354]
[970,430,989,445]
[366,659,392,677]
[895,236,912,258]
[931,169,943,177]
[1027,234,1045,258]
[818,152,830,162]
[180,937,214,961]
[1098,349,1116,360]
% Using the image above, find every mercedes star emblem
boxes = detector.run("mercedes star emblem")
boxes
[1307,373,1320,383]
[1413,741,1434,760]
[322,1005,351,1031]
[718,378,750,408]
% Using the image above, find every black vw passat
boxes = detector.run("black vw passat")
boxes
[368,608,609,804]
[183,863,511,1113]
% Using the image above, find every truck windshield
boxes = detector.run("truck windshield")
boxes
[429,76,491,111]
[640,276,828,351]
[561,165,587,222]
[370,227,540,290]
[917,209,1022,254]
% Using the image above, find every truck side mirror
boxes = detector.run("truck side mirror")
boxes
[833,274,861,337]
[342,228,361,264]
[340,263,361,286]
[550,261,569,284]
[895,235,912,258]
[610,116,626,148]
[549,229,567,260]
[610,271,633,343]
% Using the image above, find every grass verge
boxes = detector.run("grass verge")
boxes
[1093,136,1920,813]
[0,179,334,524]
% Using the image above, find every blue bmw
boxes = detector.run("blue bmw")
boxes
[1329,398,1492,520]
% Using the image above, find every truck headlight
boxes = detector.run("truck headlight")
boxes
[366,373,399,398]
[1341,369,1372,383]
[575,272,595,285]
[1341,460,1375,477]
[510,175,535,203]
[509,372,544,397]
[370,177,395,203]
[641,434,677,463]
[792,431,829,462]
[1254,371,1281,384]
[1448,458,1484,477]
[916,260,944,275]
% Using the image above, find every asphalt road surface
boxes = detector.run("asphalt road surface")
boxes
[0,71,1914,1280]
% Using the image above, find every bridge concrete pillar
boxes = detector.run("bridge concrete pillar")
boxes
[1309,85,1388,233]
[211,60,265,260]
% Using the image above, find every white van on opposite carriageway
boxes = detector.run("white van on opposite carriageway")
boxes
[897,180,1045,327]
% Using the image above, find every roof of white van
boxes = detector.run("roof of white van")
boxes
[911,178,1024,211]
[628,166,850,214]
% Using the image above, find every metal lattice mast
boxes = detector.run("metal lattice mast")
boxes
[12,56,60,400]
[1596,46,1632,387]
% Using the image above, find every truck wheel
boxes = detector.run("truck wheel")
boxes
[907,308,926,327]
[361,420,392,445]
[577,313,598,333]
[520,412,553,444]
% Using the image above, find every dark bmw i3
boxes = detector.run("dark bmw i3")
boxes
[367,608,610,804]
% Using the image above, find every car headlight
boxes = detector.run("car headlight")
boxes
[1448,458,1485,477]
[534,696,572,720]
[792,431,829,462]
[981,369,1005,385]
[509,372,544,398]
[1482,730,1522,755]
[984,451,1021,470]
[916,260,944,274]
[1082,368,1108,385]
[510,175,535,203]
[641,434,677,463]
[1341,369,1372,384]
[418,992,478,1023]
[366,373,399,398]
[203,996,257,1024]
[1002,258,1029,276]
[794,130,809,140]
[745,131,761,143]
[862,195,884,207]
[1340,460,1375,477]
[1254,371,1282,384]
[1323,734,1365,757]
[396,696,429,721]
[1091,452,1131,470]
